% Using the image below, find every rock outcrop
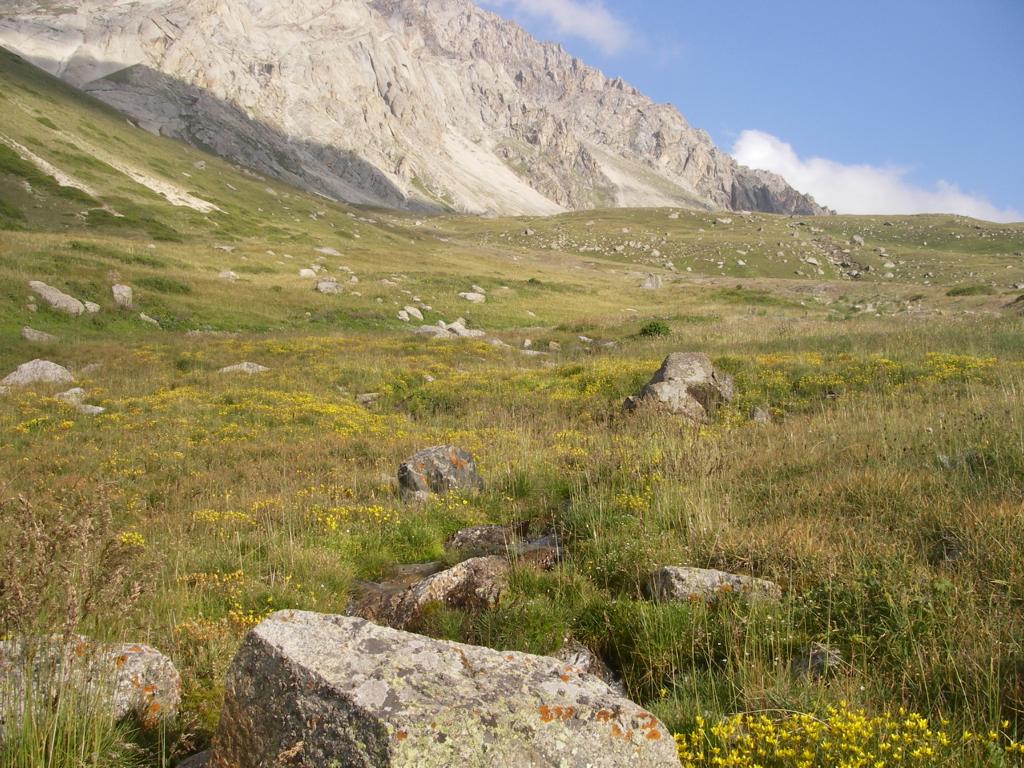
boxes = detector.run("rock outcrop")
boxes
[0,0,826,217]
[625,353,734,423]
[206,611,679,767]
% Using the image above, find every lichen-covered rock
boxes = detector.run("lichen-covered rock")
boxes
[648,566,781,604]
[355,556,509,629]
[552,639,625,696]
[397,445,483,501]
[28,281,85,316]
[624,353,734,424]
[207,611,678,768]
[445,524,523,557]
[2,359,74,387]
[0,635,180,732]
[219,362,269,375]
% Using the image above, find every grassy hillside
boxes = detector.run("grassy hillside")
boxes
[2,47,1024,767]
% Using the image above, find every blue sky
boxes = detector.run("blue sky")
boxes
[478,0,1023,222]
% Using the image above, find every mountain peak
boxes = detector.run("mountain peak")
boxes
[0,0,826,215]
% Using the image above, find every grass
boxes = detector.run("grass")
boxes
[1,38,1024,768]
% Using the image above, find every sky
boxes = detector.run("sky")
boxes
[478,0,1024,222]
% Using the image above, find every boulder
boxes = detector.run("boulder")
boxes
[624,353,734,423]
[648,566,781,604]
[207,611,678,768]
[2,359,74,387]
[355,556,509,629]
[404,305,424,321]
[0,635,180,731]
[398,445,483,501]
[20,327,58,343]
[28,281,85,316]
[84,301,101,314]
[315,278,343,294]
[458,291,486,304]
[112,284,133,308]
[219,362,269,375]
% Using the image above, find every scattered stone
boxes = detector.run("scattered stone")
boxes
[112,284,133,309]
[715,217,733,225]
[218,270,239,281]
[624,353,734,424]
[315,278,342,294]
[21,327,58,343]
[56,387,106,415]
[398,445,483,501]
[2,359,73,387]
[356,392,381,406]
[398,310,411,322]
[29,281,85,316]
[84,301,101,314]
[0,635,180,730]
[299,268,317,278]
[852,235,865,246]
[403,305,424,321]
[206,611,677,768]
[641,273,663,290]
[749,406,772,424]
[315,246,341,256]
[458,291,486,303]
[413,325,452,338]
[648,566,781,604]
[214,244,236,253]
[790,643,843,679]
[219,362,269,375]
[548,341,562,351]
[139,313,160,327]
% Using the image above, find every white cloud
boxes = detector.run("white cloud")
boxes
[732,130,1021,223]
[478,0,631,55]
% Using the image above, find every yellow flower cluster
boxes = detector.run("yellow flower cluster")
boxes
[193,508,256,525]
[674,704,1024,767]
[117,530,147,548]
[924,353,996,382]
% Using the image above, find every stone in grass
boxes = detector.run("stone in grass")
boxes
[112,284,133,308]
[28,281,85,316]
[21,327,58,343]
[0,635,180,731]
[315,278,343,294]
[219,362,269,375]
[397,445,483,502]
[56,387,106,415]
[790,643,843,680]
[647,566,781,604]
[458,291,486,303]
[624,353,734,424]
[2,359,74,387]
[206,611,679,768]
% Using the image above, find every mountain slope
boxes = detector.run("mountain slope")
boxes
[0,0,826,217]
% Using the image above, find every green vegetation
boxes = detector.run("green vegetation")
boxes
[0,41,1023,768]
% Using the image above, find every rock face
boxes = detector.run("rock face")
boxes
[0,0,825,217]
[0,635,181,731]
[648,566,782,604]
[624,353,734,423]
[2,359,74,387]
[397,445,484,501]
[28,281,85,316]
[207,611,678,768]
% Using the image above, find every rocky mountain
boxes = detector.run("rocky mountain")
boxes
[0,0,827,216]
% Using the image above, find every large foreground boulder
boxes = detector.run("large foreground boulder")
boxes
[648,566,782,604]
[624,353,734,423]
[207,611,678,768]
[398,445,484,501]
[0,635,180,732]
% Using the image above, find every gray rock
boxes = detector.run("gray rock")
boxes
[552,639,625,696]
[219,362,269,375]
[0,635,180,732]
[139,312,160,327]
[299,268,318,278]
[624,353,734,424]
[2,359,74,387]
[112,284,133,308]
[315,278,343,294]
[649,566,781,604]
[357,556,509,629]
[315,246,341,257]
[21,327,58,343]
[852,235,865,246]
[207,611,678,768]
[445,525,523,557]
[641,273,662,290]
[28,281,84,316]
[356,392,381,406]
[403,305,424,321]
[458,291,486,304]
[84,301,101,314]
[715,217,733,225]
[398,445,483,500]
[56,387,106,415]
[218,270,239,281]
[749,406,772,424]
[790,643,843,679]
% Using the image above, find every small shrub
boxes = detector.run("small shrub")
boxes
[638,320,670,338]
[947,284,996,297]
